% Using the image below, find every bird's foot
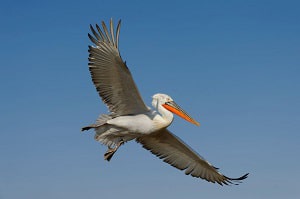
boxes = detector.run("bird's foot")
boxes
[104,149,115,161]
[104,140,124,161]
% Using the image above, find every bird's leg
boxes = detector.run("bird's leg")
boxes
[104,140,124,161]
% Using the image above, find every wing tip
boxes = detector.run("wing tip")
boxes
[223,172,249,185]
[89,18,122,49]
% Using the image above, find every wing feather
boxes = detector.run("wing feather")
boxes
[136,129,248,185]
[88,19,149,115]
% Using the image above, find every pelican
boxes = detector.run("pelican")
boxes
[82,19,248,185]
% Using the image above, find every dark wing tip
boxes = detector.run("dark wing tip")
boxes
[89,19,122,49]
[224,173,249,185]
[88,33,98,45]
[228,173,249,181]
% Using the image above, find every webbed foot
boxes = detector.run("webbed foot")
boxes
[104,140,124,161]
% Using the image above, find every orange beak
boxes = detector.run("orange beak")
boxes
[162,101,200,126]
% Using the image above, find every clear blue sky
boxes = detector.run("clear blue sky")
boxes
[1,0,299,198]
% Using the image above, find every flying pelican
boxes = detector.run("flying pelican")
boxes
[82,19,248,185]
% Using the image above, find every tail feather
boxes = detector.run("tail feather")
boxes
[95,114,114,125]
[81,124,98,131]
[82,113,135,148]
[82,114,114,132]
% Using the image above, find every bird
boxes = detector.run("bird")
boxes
[82,19,248,185]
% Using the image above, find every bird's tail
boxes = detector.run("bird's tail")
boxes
[81,114,113,132]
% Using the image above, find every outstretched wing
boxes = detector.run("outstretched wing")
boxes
[136,129,248,185]
[88,19,149,115]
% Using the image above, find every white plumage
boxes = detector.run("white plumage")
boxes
[82,19,248,185]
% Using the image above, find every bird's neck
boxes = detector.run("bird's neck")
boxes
[157,104,174,127]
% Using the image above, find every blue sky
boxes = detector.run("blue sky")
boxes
[1,0,299,198]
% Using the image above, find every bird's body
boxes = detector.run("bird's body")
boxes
[104,95,180,135]
[85,94,179,150]
[94,111,161,144]
[82,19,248,185]
[108,113,158,134]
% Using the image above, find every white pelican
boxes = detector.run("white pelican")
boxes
[82,19,248,185]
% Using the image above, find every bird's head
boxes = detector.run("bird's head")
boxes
[152,93,200,126]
